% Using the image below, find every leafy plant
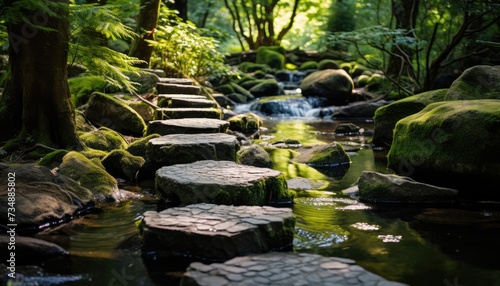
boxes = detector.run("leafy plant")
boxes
[147,6,231,79]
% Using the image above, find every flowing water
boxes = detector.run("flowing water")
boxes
[24,116,500,286]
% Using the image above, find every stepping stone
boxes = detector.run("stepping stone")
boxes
[155,108,223,120]
[158,77,194,85]
[146,118,230,135]
[157,94,207,108]
[170,98,218,108]
[154,160,292,206]
[156,82,201,95]
[180,252,408,286]
[146,134,240,166]
[140,204,295,263]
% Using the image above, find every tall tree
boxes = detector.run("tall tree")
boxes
[128,0,162,67]
[223,0,301,50]
[0,0,81,150]
[166,0,188,21]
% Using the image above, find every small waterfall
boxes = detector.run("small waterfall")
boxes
[234,94,327,117]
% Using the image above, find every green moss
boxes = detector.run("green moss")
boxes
[299,61,319,70]
[101,149,145,180]
[308,144,350,166]
[228,112,264,132]
[318,59,340,70]
[238,62,273,73]
[69,76,116,107]
[80,148,109,160]
[356,75,370,87]
[38,150,69,169]
[79,127,128,152]
[256,46,286,70]
[214,84,235,95]
[58,151,119,201]
[127,134,161,157]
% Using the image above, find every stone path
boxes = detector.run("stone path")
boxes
[141,203,295,263]
[156,82,202,94]
[146,118,229,135]
[155,107,223,120]
[155,160,290,205]
[180,252,408,286]
[157,94,207,108]
[147,134,240,166]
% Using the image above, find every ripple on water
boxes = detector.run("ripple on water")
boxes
[294,228,349,249]
[350,222,381,231]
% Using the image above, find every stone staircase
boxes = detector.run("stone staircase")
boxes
[139,77,407,286]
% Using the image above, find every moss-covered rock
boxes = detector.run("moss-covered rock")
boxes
[372,89,448,147]
[294,142,350,167]
[387,100,500,194]
[238,62,273,73]
[80,148,109,160]
[84,92,147,137]
[228,112,263,133]
[358,171,458,203]
[237,144,273,168]
[445,65,500,100]
[239,79,263,90]
[230,82,255,101]
[256,46,286,70]
[318,59,340,70]
[79,127,128,152]
[214,83,235,95]
[58,151,120,202]
[124,70,160,94]
[69,76,114,107]
[299,69,354,106]
[128,101,155,123]
[38,150,70,169]
[101,149,145,181]
[127,133,161,157]
[249,79,281,97]
[299,61,319,70]
[75,110,95,132]
[355,74,370,88]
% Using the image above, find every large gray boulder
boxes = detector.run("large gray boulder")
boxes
[299,69,354,106]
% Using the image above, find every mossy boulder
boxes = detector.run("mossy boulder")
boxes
[237,144,273,168]
[127,133,161,157]
[299,69,354,106]
[228,112,263,133]
[84,92,146,137]
[80,148,109,160]
[101,149,145,181]
[124,70,160,94]
[128,101,155,123]
[256,46,286,70]
[387,100,500,194]
[69,76,114,107]
[0,163,93,225]
[79,127,128,152]
[75,110,95,132]
[358,171,458,203]
[230,82,255,101]
[445,65,500,100]
[38,150,70,169]
[249,79,281,97]
[318,59,340,70]
[238,62,273,73]
[58,151,120,202]
[372,89,448,147]
[299,61,319,70]
[294,142,350,167]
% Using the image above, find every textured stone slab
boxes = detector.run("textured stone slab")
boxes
[157,94,206,108]
[170,98,218,108]
[155,160,291,206]
[147,134,240,166]
[156,82,201,94]
[141,204,295,263]
[158,77,194,85]
[155,108,223,120]
[146,118,230,135]
[180,252,408,286]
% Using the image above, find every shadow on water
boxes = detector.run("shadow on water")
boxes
[17,117,500,286]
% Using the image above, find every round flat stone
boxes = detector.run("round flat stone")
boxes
[180,253,409,286]
[146,118,229,135]
[155,160,291,206]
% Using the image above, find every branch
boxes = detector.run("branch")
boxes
[277,0,300,41]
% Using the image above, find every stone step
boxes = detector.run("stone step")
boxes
[154,160,292,206]
[157,94,207,108]
[158,77,194,85]
[146,118,229,135]
[140,203,295,263]
[170,98,218,108]
[155,108,223,120]
[156,82,201,95]
[180,252,408,286]
[146,134,240,166]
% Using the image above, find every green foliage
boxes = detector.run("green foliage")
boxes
[147,6,231,79]
[327,0,356,33]
[68,3,146,92]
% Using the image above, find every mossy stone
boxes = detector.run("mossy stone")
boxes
[38,150,70,169]
[101,149,145,181]
[256,46,286,70]
[79,127,128,152]
[69,76,113,107]
[318,59,340,70]
[248,79,281,98]
[299,61,319,71]
[127,133,161,157]
[80,148,109,160]
[58,151,120,202]
[228,112,263,132]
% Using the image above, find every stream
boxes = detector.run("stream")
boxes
[29,116,500,286]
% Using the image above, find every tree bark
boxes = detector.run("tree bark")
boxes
[0,0,81,150]
[128,0,162,68]
[166,0,188,22]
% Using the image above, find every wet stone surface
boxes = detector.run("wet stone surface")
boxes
[146,134,239,166]
[154,160,290,206]
[180,252,408,286]
[157,94,207,108]
[156,107,223,120]
[156,82,201,94]
[170,98,218,108]
[141,204,295,263]
[146,118,229,135]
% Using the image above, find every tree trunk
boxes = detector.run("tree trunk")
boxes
[387,0,420,77]
[166,0,188,22]
[0,0,81,150]
[128,0,162,68]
